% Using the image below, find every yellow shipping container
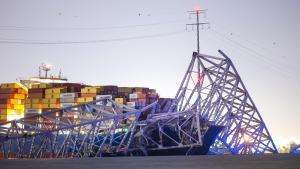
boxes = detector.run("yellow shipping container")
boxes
[85,97,94,102]
[45,89,53,94]
[50,104,59,109]
[42,103,50,108]
[42,98,57,104]
[0,109,23,115]
[32,98,41,104]
[77,97,94,103]
[45,93,60,99]
[0,83,21,89]
[25,104,42,109]
[81,87,98,94]
[26,98,42,104]
[6,99,23,105]
[13,105,24,109]
[77,97,85,103]
[129,115,136,121]
[39,83,53,89]
[45,88,67,94]
[115,98,124,103]
[31,84,40,88]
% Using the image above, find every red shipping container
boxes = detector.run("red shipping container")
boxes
[28,88,45,93]
[28,93,44,98]
[0,94,13,99]
[0,104,13,109]
[0,88,18,94]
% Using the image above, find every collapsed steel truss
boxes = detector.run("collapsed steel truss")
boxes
[0,50,278,159]
[291,145,300,154]
[0,97,155,158]
[169,50,277,154]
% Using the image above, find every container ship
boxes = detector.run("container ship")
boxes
[0,64,159,124]
[0,63,223,157]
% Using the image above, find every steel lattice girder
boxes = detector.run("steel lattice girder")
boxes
[291,145,300,154]
[0,97,158,158]
[169,50,278,154]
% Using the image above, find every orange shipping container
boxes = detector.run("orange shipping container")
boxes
[137,98,147,102]
[0,99,23,104]
[81,93,96,98]
[0,104,13,109]
[0,94,26,99]
[17,88,27,94]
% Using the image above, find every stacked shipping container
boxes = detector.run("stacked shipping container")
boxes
[0,83,27,122]
[0,82,159,123]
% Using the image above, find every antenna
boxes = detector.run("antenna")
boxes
[39,63,52,78]
[39,66,42,78]
[186,8,210,54]
[58,69,62,78]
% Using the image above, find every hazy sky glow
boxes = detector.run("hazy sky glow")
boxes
[0,0,299,146]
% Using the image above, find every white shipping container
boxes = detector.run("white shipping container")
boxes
[60,103,76,108]
[96,95,112,100]
[60,93,76,98]
[96,101,113,107]
[60,97,75,103]
[127,102,135,108]
[25,108,41,114]
[129,94,138,99]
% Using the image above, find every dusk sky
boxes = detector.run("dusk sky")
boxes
[0,0,299,146]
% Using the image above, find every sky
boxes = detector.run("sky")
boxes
[0,0,299,146]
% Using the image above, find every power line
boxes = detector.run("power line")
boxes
[0,30,185,44]
[0,19,187,31]
[207,29,300,81]
[209,18,299,70]
[209,28,299,72]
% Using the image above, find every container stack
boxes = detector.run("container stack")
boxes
[60,92,78,108]
[43,87,66,110]
[0,83,27,123]
[24,84,49,125]
[0,81,159,124]
[100,86,118,97]
[147,89,158,104]
[129,87,148,109]
[117,87,132,104]
[77,86,99,103]
[24,83,83,126]
[25,84,50,116]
